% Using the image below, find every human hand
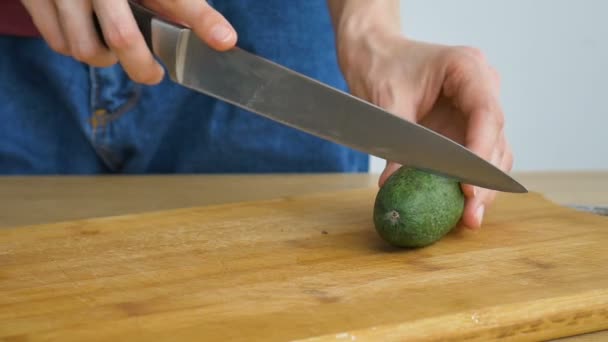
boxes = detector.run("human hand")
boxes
[21,0,237,84]
[338,34,511,229]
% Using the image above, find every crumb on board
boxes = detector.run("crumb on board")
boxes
[335,332,356,340]
[471,312,481,324]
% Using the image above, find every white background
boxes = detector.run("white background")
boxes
[369,0,608,173]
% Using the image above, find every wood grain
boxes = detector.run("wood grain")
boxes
[1,189,607,341]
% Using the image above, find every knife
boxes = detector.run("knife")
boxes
[94,1,527,193]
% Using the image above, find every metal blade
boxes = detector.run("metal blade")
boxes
[151,21,526,193]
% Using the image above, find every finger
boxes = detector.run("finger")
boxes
[143,0,237,51]
[378,161,401,187]
[55,0,117,67]
[461,126,506,194]
[502,141,514,172]
[444,51,503,205]
[21,0,69,55]
[489,66,501,92]
[465,106,503,162]
[479,145,503,206]
[457,46,501,93]
[92,0,164,84]
[459,108,503,202]
[478,134,506,209]
[462,195,486,230]
[458,108,502,202]
[461,137,504,229]
[444,53,504,160]
[457,46,486,63]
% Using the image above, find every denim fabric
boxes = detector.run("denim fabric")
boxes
[0,0,369,174]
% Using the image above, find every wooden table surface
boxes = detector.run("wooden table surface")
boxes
[1,171,607,341]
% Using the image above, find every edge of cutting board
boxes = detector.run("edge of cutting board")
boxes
[299,288,608,342]
[2,189,606,231]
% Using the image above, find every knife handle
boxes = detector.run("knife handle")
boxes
[93,0,156,51]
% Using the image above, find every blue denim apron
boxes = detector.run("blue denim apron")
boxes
[0,0,369,174]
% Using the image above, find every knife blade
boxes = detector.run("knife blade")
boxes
[94,1,527,193]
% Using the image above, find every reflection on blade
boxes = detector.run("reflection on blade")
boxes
[167,30,526,193]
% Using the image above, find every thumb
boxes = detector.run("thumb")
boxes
[142,0,237,51]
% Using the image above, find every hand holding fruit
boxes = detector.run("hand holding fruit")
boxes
[338,35,511,230]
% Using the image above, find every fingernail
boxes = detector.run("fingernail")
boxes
[475,204,485,227]
[211,25,233,43]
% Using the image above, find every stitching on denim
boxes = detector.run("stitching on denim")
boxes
[103,84,142,123]
[87,66,127,172]
[88,67,142,128]
[88,67,100,142]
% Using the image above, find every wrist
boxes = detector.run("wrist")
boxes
[336,27,403,84]
[334,4,401,43]
[329,1,402,77]
[328,0,401,48]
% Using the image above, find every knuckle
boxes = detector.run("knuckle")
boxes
[97,56,118,68]
[495,113,505,130]
[143,0,174,13]
[490,66,501,85]
[372,80,396,110]
[193,12,210,27]
[72,44,102,62]
[105,24,140,49]
[194,1,216,19]
[129,71,149,84]
[447,47,487,73]
[458,46,486,61]
[192,4,224,31]
[445,50,476,73]
[47,37,70,55]
[130,69,162,85]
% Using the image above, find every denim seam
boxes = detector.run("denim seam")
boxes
[104,85,142,123]
[87,66,142,172]
[88,66,102,142]
[89,67,142,128]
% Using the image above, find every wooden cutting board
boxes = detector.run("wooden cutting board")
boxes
[1,189,607,341]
